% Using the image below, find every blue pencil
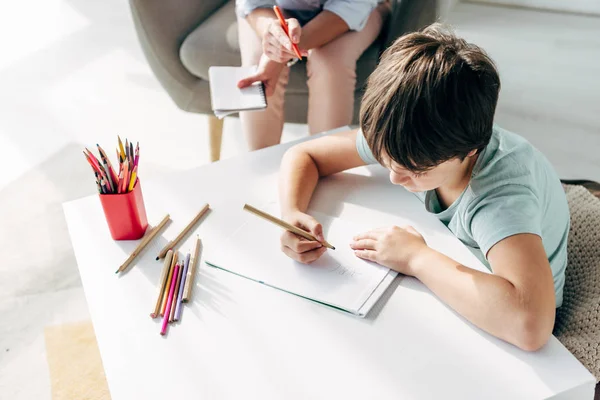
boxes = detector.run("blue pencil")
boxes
[174,253,190,321]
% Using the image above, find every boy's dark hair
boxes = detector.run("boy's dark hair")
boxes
[360,23,501,172]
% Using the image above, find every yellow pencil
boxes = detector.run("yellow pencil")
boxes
[128,167,137,192]
[117,135,126,162]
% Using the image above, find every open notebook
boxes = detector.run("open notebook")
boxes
[205,208,397,317]
[208,66,267,119]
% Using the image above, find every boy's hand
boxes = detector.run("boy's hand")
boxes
[280,211,327,264]
[237,54,285,97]
[350,226,428,275]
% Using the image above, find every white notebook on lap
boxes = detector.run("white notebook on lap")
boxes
[205,208,397,317]
[208,66,267,119]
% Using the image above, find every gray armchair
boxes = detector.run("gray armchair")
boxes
[129,0,437,161]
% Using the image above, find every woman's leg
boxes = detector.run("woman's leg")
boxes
[306,8,385,134]
[237,16,290,150]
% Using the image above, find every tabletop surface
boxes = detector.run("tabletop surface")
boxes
[63,130,595,400]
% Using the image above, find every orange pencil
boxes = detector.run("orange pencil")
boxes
[160,252,178,316]
[273,6,303,60]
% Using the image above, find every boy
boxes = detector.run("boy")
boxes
[277,24,569,351]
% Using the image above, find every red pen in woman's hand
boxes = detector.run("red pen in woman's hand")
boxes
[273,5,303,59]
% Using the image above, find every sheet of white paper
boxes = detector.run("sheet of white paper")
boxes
[206,209,391,314]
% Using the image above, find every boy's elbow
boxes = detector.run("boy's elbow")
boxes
[511,311,554,352]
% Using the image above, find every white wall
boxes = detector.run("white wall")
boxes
[467,0,600,15]
[438,0,461,19]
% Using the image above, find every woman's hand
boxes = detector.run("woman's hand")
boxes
[350,226,430,275]
[280,211,327,263]
[237,54,285,96]
[262,17,307,63]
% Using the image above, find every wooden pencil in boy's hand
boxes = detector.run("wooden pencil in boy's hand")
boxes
[156,204,210,260]
[151,249,173,318]
[243,204,335,250]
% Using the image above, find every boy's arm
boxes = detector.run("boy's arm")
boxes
[411,233,556,351]
[278,129,367,263]
[279,128,367,217]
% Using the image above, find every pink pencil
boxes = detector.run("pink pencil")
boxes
[160,264,180,336]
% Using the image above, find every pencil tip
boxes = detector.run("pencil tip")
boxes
[331,246,336,250]
[114,270,120,274]
[155,256,159,260]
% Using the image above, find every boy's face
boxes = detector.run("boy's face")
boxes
[381,154,468,193]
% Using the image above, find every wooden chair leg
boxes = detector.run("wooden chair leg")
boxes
[208,116,224,162]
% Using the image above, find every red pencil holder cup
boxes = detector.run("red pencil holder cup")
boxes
[99,180,149,240]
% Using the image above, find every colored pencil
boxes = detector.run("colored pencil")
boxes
[84,150,111,192]
[134,142,139,167]
[151,249,173,318]
[90,146,113,193]
[174,253,190,320]
[273,5,303,59]
[128,165,137,192]
[156,204,210,260]
[115,214,171,274]
[243,204,335,250]
[129,142,134,165]
[89,149,114,193]
[118,136,125,162]
[160,252,178,316]
[182,236,201,302]
[160,264,180,336]
[122,159,130,193]
[97,144,118,190]
[84,152,101,174]
[169,263,183,322]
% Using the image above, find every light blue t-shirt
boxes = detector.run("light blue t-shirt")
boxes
[356,126,570,307]
[236,0,378,31]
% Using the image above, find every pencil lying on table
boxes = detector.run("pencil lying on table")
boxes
[169,262,183,323]
[115,214,171,274]
[243,204,335,250]
[182,236,201,302]
[173,252,189,321]
[160,252,178,316]
[151,249,173,318]
[156,204,210,260]
[160,263,180,336]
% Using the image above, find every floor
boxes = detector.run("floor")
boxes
[0,1,598,398]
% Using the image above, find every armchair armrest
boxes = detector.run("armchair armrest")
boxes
[129,0,228,110]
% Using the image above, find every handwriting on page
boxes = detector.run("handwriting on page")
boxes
[310,254,360,277]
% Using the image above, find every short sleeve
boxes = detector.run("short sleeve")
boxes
[355,128,378,165]
[323,0,377,31]
[236,0,276,18]
[468,185,542,259]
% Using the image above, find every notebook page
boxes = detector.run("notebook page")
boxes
[206,210,391,314]
[209,66,266,113]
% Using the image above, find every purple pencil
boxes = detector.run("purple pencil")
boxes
[174,253,190,321]
[160,264,180,336]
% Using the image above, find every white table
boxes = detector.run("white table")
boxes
[63,130,596,399]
